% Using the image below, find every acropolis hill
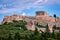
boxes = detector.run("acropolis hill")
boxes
[2,11,60,32]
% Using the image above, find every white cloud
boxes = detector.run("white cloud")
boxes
[36,0,47,3]
[0,8,22,14]
[0,0,59,14]
[22,12,26,16]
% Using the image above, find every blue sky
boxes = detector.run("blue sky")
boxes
[0,0,60,23]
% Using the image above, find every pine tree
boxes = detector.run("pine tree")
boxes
[34,27,39,35]
[45,24,50,38]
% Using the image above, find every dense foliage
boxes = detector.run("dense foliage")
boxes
[0,20,60,40]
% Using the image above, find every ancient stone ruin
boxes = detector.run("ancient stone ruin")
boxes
[2,11,60,32]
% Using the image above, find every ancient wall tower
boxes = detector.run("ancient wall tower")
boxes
[36,11,48,17]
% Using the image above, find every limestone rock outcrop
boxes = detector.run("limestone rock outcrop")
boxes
[2,11,60,32]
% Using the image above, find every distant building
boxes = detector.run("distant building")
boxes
[36,11,48,17]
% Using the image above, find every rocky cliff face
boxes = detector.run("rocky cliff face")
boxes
[2,11,60,32]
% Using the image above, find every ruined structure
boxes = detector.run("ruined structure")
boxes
[2,11,60,32]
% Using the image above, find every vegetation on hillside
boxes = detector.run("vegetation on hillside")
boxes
[0,20,60,40]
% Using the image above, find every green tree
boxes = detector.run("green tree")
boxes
[40,32,47,40]
[47,38,56,40]
[25,34,35,40]
[45,24,51,38]
[45,24,50,32]
[53,25,56,31]
[12,20,27,30]
[53,14,56,22]
[14,32,21,40]
[34,27,39,35]
[53,14,57,29]
[18,20,27,30]
[35,22,38,26]
[57,32,60,40]
[3,22,8,25]
[7,33,13,40]
[13,20,18,23]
